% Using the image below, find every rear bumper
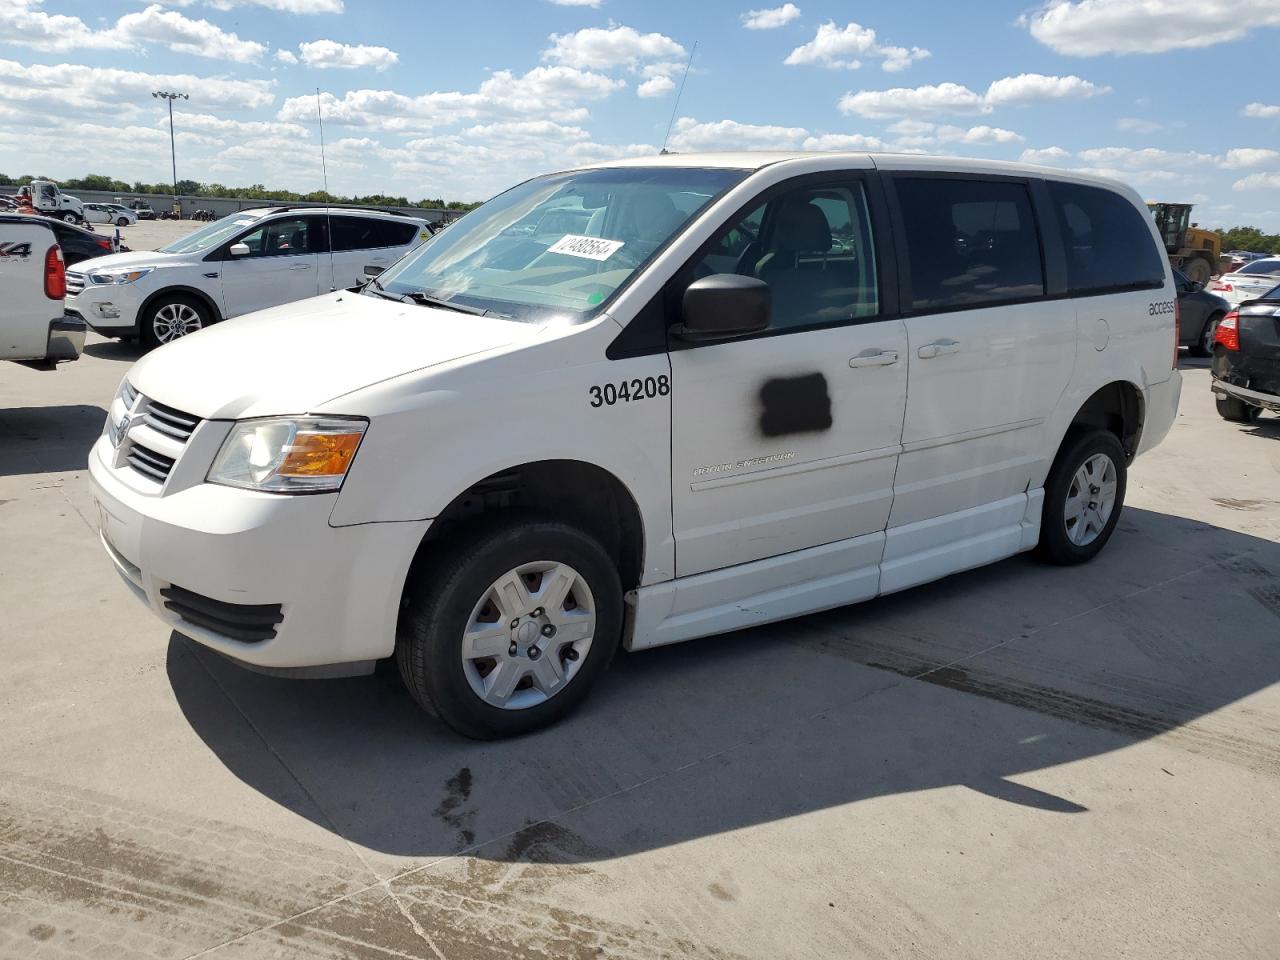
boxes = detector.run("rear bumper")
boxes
[1136,371,1181,456]
[11,315,85,369]
[1212,379,1280,412]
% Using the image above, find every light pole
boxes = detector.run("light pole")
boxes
[152,90,189,215]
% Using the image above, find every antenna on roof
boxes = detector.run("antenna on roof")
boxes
[316,87,336,291]
[660,40,697,155]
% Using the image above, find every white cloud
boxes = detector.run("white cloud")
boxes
[278,65,623,132]
[784,21,929,71]
[839,72,1107,118]
[0,1,266,62]
[741,4,801,29]
[1024,0,1280,56]
[1076,146,1212,168]
[1222,148,1280,169]
[938,124,1024,144]
[1233,172,1280,191]
[1019,146,1071,164]
[637,75,675,98]
[297,39,399,71]
[0,58,274,113]
[801,132,887,151]
[838,82,986,118]
[544,25,685,70]
[984,73,1107,106]
[157,0,343,12]
[547,0,602,6]
[667,117,807,152]
[1115,117,1161,134]
[1243,102,1280,119]
[276,49,298,64]
[173,111,309,140]
[114,5,266,63]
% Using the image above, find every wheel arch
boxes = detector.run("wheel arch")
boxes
[136,285,223,335]
[404,458,647,598]
[1061,380,1145,463]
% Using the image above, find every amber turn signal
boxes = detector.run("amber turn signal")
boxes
[278,432,363,476]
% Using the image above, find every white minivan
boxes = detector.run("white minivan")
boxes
[89,153,1181,738]
[66,206,434,349]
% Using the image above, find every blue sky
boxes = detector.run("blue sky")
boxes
[0,0,1277,228]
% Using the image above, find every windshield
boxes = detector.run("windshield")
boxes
[159,212,266,255]
[374,166,746,322]
[1237,258,1280,276]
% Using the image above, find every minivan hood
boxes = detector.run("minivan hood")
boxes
[127,292,544,419]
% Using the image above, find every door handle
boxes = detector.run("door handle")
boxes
[848,349,899,368]
[917,338,960,359]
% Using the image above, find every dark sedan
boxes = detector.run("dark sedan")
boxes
[43,217,127,266]
[1175,268,1231,356]
[1211,285,1280,423]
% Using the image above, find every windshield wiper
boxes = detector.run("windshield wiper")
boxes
[402,291,490,316]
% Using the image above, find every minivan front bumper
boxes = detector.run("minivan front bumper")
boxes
[88,433,430,673]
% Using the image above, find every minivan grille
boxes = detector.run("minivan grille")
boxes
[125,443,175,482]
[145,402,200,442]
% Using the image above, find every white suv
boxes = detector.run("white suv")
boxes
[89,153,1181,738]
[67,206,434,348]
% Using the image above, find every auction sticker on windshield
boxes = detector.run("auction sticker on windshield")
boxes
[547,235,625,261]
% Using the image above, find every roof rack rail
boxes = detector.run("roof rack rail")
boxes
[252,203,425,218]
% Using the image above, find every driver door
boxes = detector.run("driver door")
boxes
[219,215,319,318]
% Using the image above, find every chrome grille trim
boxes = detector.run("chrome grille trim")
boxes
[145,402,200,442]
[65,272,86,296]
[125,443,175,482]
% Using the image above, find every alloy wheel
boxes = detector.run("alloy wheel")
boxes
[152,303,203,343]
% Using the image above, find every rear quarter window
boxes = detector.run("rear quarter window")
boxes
[1049,182,1165,294]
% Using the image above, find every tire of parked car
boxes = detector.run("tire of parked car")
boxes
[140,294,212,350]
[116,217,130,227]
[1215,394,1261,423]
[1192,312,1223,358]
[396,514,623,739]
[1038,429,1128,566]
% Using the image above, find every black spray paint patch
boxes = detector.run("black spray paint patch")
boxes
[758,373,832,438]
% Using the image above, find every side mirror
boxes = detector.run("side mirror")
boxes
[363,264,384,278]
[228,242,250,257]
[674,274,771,342]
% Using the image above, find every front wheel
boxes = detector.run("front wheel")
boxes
[60,211,78,223]
[141,294,211,350]
[397,517,623,739]
[1038,430,1127,565]
[1216,393,1261,423]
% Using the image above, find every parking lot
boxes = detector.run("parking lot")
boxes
[2,221,1279,958]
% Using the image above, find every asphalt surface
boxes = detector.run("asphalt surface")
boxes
[1,251,1279,957]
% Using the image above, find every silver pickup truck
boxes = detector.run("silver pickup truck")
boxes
[0,214,85,368]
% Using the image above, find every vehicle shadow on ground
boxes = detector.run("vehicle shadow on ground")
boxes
[82,340,143,362]
[167,506,1280,863]
[0,405,105,476]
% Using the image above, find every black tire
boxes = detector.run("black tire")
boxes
[61,211,79,224]
[1038,429,1128,566]
[1191,312,1223,357]
[140,294,212,351]
[1216,393,1261,423]
[397,516,623,739]
[116,217,129,227]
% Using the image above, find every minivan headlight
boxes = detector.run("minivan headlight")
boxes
[90,268,153,284]
[208,417,367,493]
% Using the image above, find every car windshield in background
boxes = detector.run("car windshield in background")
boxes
[374,167,747,323]
[1236,258,1280,276]
[159,213,264,255]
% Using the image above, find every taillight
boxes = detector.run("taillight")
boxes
[1173,295,1181,367]
[1212,282,1233,292]
[97,238,112,251]
[44,244,65,299]
[1215,311,1240,351]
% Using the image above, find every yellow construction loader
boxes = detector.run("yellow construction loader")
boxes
[1147,201,1221,285]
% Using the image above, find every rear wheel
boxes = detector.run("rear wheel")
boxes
[397,517,622,739]
[1216,393,1261,423]
[115,216,129,227]
[141,294,211,350]
[60,211,78,223]
[1038,430,1127,565]
[1191,312,1223,357]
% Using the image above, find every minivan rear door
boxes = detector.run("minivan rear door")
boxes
[882,173,1075,573]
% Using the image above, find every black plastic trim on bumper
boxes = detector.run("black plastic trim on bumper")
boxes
[160,585,284,643]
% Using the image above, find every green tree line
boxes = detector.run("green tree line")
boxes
[1212,225,1280,255]
[0,172,481,212]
